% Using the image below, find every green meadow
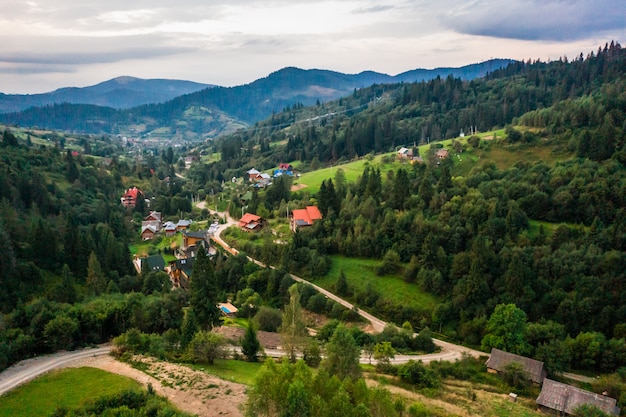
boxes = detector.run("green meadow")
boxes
[314,255,439,313]
[0,367,141,417]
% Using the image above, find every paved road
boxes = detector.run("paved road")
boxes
[0,346,111,396]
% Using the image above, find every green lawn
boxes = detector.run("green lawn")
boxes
[187,359,265,386]
[314,255,439,313]
[0,367,141,417]
[129,235,181,260]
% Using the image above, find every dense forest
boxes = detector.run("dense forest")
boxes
[211,43,626,374]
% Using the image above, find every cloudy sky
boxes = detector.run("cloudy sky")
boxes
[1,0,623,94]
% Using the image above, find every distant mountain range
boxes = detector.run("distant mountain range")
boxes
[0,59,515,138]
[0,76,214,113]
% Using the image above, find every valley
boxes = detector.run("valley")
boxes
[0,42,624,416]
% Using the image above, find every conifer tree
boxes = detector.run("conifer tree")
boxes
[241,322,262,362]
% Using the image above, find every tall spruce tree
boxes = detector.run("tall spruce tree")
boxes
[189,249,221,330]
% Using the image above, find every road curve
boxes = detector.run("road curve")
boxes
[0,346,111,397]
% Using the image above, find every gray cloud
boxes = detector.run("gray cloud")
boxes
[440,0,625,41]
[0,35,196,66]
[352,5,395,14]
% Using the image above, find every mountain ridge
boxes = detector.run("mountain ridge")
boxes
[0,76,215,113]
[0,59,515,137]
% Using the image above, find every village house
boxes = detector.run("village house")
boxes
[145,211,162,223]
[246,168,260,181]
[485,348,547,384]
[184,155,199,167]
[274,163,294,177]
[168,257,195,288]
[246,168,272,187]
[176,219,192,231]
[181,229,209,251]
[397,147,413,159]
[536,379,620,416]
[138,254,165,274]
[290,206,323,232]
[238,213,265,232]
[121,187,143,208]
[436,148,449,159]
[163,221,177,237]
[140,223,158,240]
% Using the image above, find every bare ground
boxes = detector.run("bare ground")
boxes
[290,183,308,191]
[69,354,247,417]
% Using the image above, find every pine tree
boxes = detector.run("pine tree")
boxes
[86,252,106,295]
[241,322,262,362]
[190,249,221,330]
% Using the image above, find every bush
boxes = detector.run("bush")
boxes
[398,360,440,389]
[254,306,282,332]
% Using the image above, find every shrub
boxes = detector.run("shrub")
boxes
[254,306,282,332]
[398,360,440,389]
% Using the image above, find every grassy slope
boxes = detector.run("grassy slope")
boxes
[314,255,439,313]
[0,367,141,417]
[187,359,265,386]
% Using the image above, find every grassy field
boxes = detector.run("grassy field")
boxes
[294,154,402,194]
[314,255,439,313]
[129,234,181,261]
[0,367,141,417]
[188,359,265,386]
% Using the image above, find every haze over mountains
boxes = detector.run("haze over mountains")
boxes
[0,59,513,136]
[0,77,215,114]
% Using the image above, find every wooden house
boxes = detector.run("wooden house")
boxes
[176,219,192,231]
[485,348,547,384]
[140,254,165,273]
[182,230,208,250]
[163,221,177,237]
[247,168,260,181]
[145,211,162,223]
[536,379,620,416]
[141,224,158,240]
[168,257,195,289]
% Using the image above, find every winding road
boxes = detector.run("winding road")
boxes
[0,346,111,397]
[203,205,484,363]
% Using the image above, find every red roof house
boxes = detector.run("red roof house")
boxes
[239,213,264,231]
[290,206,322,231]
[121,187,142,208]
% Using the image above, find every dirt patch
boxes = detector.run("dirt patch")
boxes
[69,354,247,417]
[290,183,308,191]
[214,327,281,350]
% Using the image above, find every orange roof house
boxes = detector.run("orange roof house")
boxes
[239,213,264,231]
[290,206,322,231]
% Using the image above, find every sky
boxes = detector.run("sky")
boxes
[0,0,624,94]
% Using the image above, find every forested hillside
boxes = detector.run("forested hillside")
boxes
[197,42,626,374]
[0,42,624,383]
[0,60,512,138]
[203,41,625,183]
